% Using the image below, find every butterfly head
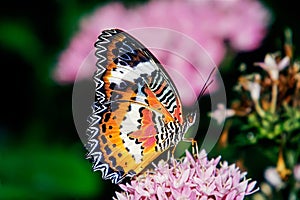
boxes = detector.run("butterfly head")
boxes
[182,112,197,135]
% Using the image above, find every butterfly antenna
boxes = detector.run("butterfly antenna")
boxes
[197,67,216,101]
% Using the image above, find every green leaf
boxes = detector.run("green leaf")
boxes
[0,143,102,199]
[0,20,42,64]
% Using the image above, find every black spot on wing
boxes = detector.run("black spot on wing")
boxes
[104,145,112,155]
[109,156,117,167]
[104,112,111,122]
[100,135,107,144]
[109,82,117,90]
[102,124,106,133]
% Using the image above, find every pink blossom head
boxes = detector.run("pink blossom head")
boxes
[54,0,270,106]
[114,150,259,200]
[210,103,235,124]
[293,164,300,182]
[254,53,290,81]
[264,167,285,190]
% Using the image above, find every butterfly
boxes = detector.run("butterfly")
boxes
[85,29,198,184]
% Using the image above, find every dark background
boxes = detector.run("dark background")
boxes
[0,0,299,199]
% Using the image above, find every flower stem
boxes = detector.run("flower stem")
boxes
[253,99,265,118]
[270,82,278,114]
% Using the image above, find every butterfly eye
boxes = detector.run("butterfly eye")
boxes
[187,112,196,124]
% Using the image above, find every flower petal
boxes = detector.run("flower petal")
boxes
[115,149,258,199]
[278,56,290,70]
[264,54,277,68]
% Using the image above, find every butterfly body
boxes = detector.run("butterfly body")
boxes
[86,29,195,184]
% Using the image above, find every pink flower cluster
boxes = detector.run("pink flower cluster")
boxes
[55,0,270,105]
[115,150,258,200]
[264,163,300,190]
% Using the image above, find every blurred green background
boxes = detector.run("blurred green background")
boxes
[0,0,299,199]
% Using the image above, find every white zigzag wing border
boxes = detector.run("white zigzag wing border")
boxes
[85,29,134,184]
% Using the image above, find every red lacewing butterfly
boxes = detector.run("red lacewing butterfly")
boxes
[85,29,198,184]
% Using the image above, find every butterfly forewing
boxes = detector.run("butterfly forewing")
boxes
[86,29,185,184]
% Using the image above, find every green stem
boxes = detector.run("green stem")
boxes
[271,83,278,114]
[254,99,265,118]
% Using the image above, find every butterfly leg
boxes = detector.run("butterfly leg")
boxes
[192,139,199,158]
[182,138,199,157]
[170,147,177,169]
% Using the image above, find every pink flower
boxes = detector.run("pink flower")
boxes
[54,3,127,83]
[114,150,259,200]
[210,103,235,124]
[246,80,261,101]
[54,0,270,105]
[264,167,285,190]
[239,74,262,101]
[254,53,290,81]
[293,164,300,182]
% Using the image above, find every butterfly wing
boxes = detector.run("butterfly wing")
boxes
[86,29,184,183]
